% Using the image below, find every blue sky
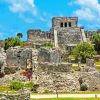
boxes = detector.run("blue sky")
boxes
[0,0,100,40]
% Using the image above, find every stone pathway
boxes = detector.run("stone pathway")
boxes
[30,94,100,99]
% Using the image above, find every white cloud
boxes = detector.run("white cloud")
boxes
[7,0,36,14]
[74,8,96,21]
[4,0,37,23]
[75,0,100,14]
[69,0,100,29]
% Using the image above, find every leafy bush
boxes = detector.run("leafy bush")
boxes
[80,83,88,91]
[72,42,96,63]
[91,33,100,54]
[25,81,33,89]
[10,81,24,91]
[4,37,24,50]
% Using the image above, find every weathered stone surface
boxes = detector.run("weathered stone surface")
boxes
[27,29,51,41]
[32,72,80,93]
[0,48,6,73]
[53,28,83,48]
[6,47,32,69]
[51,17,85,48]
[37,63,72,73]
[0,93,30,100]
[82,58,96,72]
[79,71,100,91]
[27,17,86,50]
[38,48,61,63]
[0,72,27,85]
[86,58,96,68]
[52,17,78,28]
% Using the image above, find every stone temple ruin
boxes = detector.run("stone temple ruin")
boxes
[0,17,100,93]
[27,17,87,51]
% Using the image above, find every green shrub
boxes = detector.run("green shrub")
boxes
[72,42,96,63]
[80,83,88,91]
[10,81,24,91]
[4,37,24,50]
[25,81,33,89]
[91,33,100,54]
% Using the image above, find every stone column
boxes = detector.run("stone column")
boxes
[81,28,87,42]
[54,29,58,48]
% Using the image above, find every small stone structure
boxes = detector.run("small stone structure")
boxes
[0,93,30,100]
[38,48,61,63]
[6,47,32,69]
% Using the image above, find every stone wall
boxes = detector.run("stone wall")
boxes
[38,48,61,63]
[32,72,80,93]
[27,29,51,41]
[37,63,72,73]
[55,28,82,47]
[52,17,78,28]
[0,48,6,73]
[0,93,30,100]
[6,47,32,69]
[51,17,85,49]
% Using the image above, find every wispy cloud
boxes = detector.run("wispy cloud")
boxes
[7,0,37,14]
[69,0,100,29]
[3,0,37,23]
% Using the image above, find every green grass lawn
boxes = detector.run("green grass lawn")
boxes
[31,98,100,100]
[0,85,17,94]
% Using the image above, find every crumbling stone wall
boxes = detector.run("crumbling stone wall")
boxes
[0,48,6,73]
[79,72,100,91]
[6,47,32,69]
[56,28,82,47]
[37,63,72,73]
[33,72,80,93]
[0,93,30,100]
[27,29,51,41]
[38,48,61,63]
[27,30,52,48]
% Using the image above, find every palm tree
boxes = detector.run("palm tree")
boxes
[17,33,23,39]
